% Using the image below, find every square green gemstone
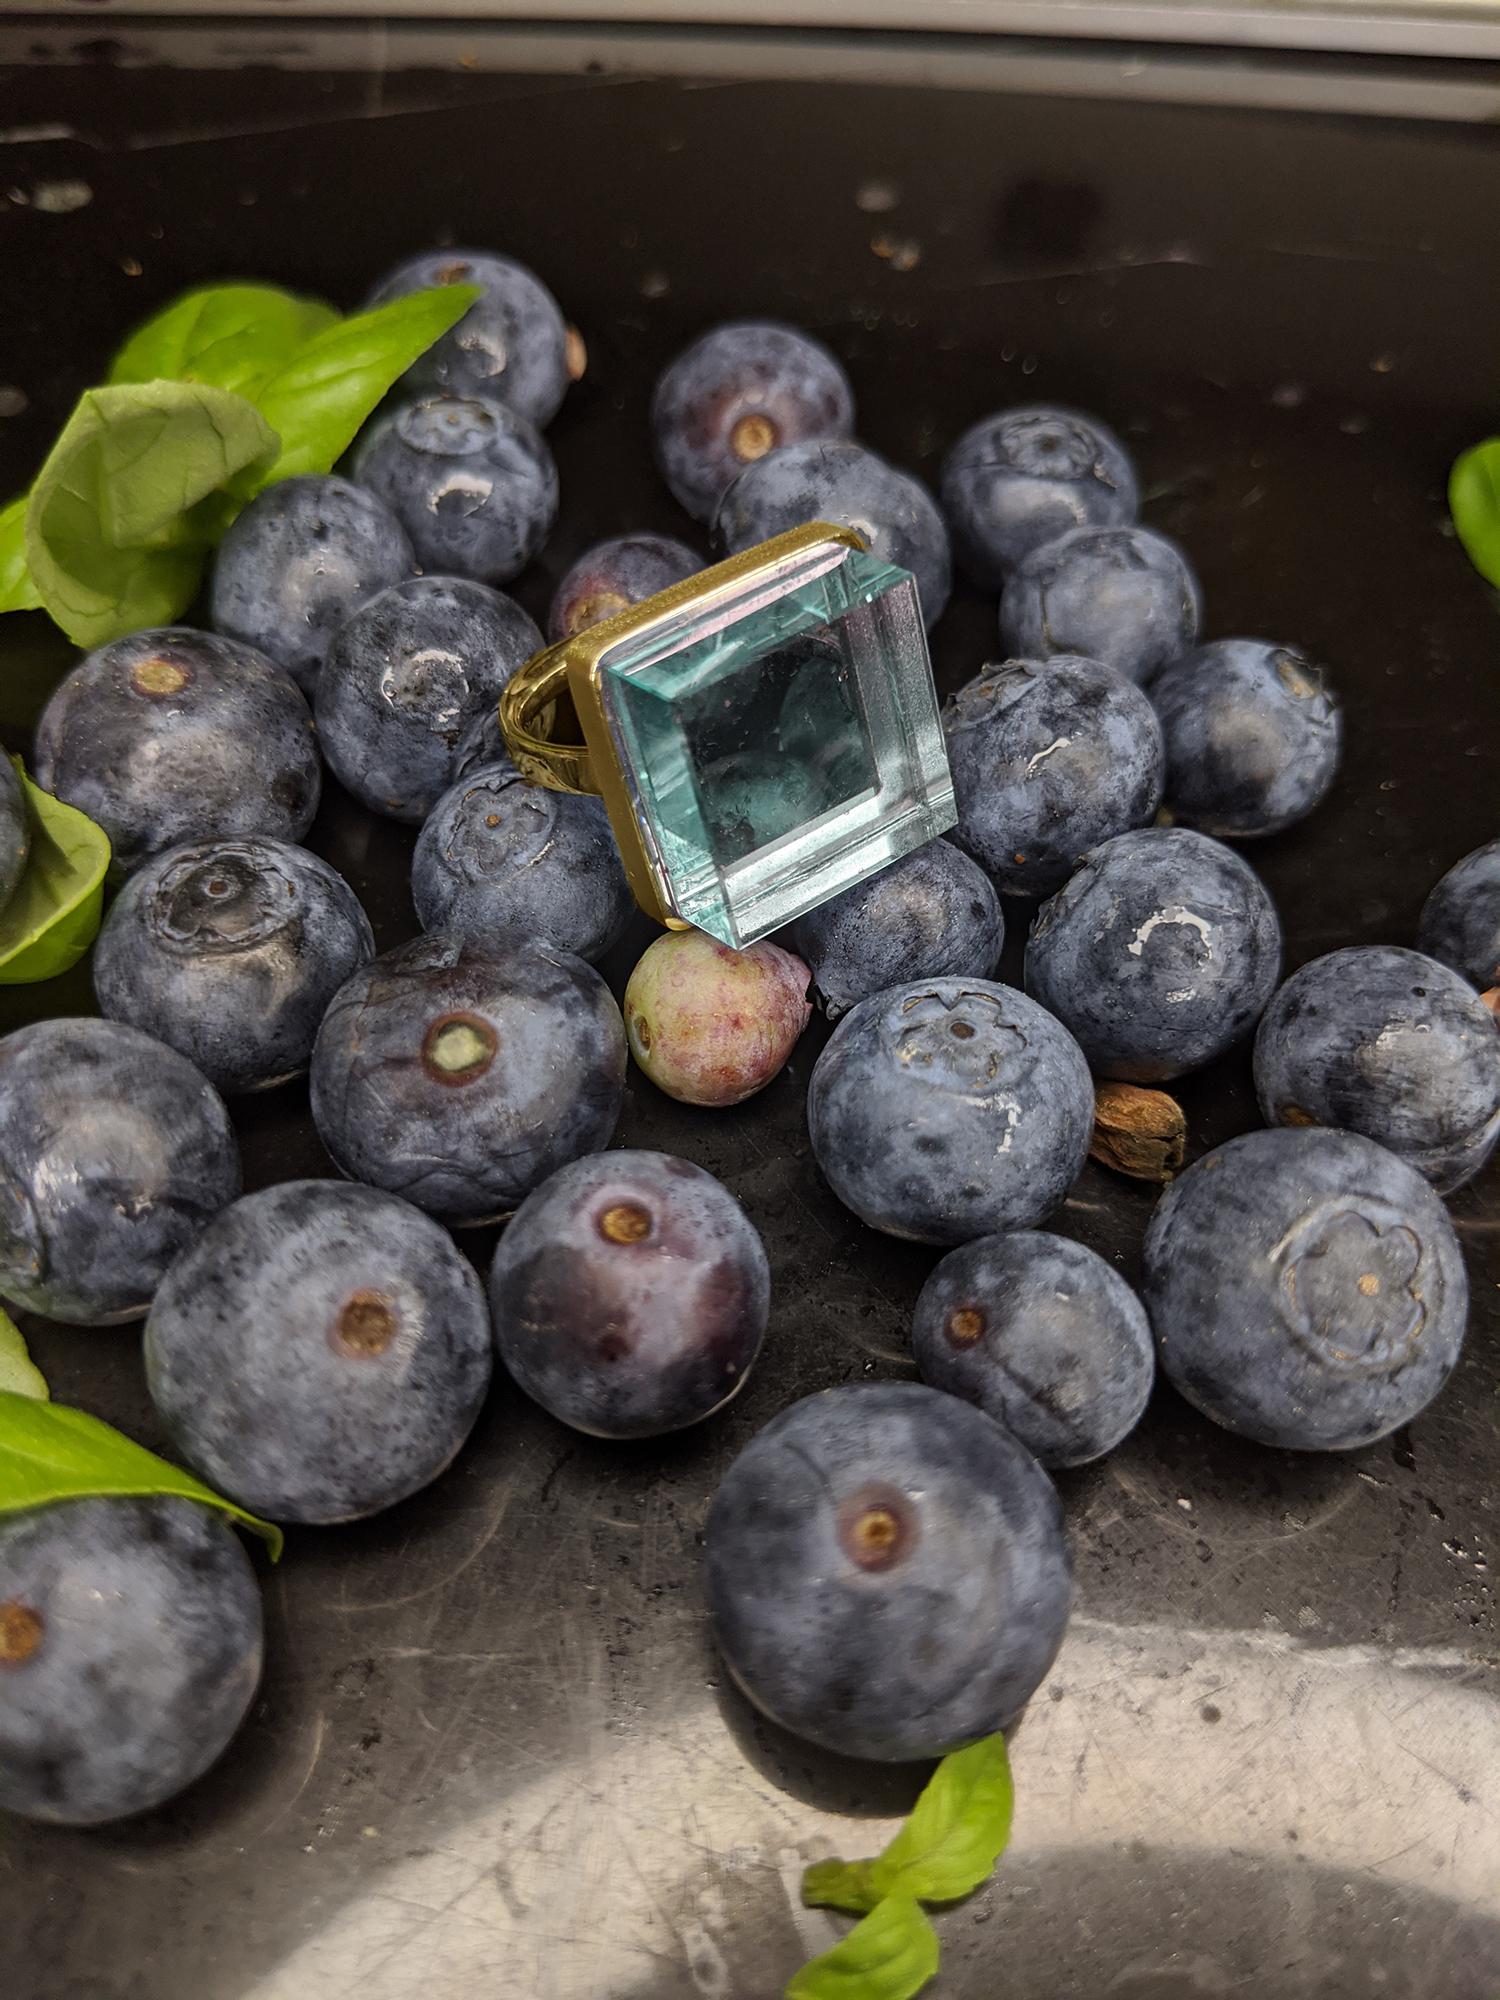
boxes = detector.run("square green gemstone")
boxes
[597,540,956,946]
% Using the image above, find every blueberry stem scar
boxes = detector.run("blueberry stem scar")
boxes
[333,1290,398,1358]
[421,1012,498,1084]
[131,658,189,698]
[947,1306,985,1347]
[598,1202,651,1244]
[0,1601,44,1666]
[730,412,777,462]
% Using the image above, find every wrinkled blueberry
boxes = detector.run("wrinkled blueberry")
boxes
[1253,945,1500,1194]
[1417,839,1500,994]
[789,839,1003,1020]
[0,1018,240,1324]
[145,1181,492,1523]
[944,655,1165,896]
[999,524,1200,685]
[652,320,855,523]
[1026,827,1282,1081]
[624,930,812,1107]
[93,836,375,1095]
[1144,1127,1468,1451]
[366,248,572,427]
[941,405,1139,588]
[488,1150,769,1439]
[353,394,558,585]
[911,1231,1154,1468]
[33,628,319,877]
[412,763,633,964]
[0,756,28,910]
[1151,639,1342,838]
[706,1382,1071,1761]
[310,932,626,1225]
[0,1496,262,1825]
[807,977,1093,1245]
[548,533,703,642]
[209,474,414,696]
[316,576,541,823]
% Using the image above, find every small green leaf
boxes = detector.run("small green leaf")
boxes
[0,1309,47,1400]
[107,282,340,401]
[250,282,480,484]
[24,380,279,648]
[1450,440,1500,589]
[0,495,41,613]
[802,1735,1014,1914]
[0,1392,283,1558]
[785,1896,940,2000]
[0,761,111,984]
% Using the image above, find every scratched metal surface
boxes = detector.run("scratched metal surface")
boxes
[1,25,1499,1999]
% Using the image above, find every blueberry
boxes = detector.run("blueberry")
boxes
[316,576,541,823]
[0,1496,261,1825]
[1151,640,1342,838]
[209,475,414,696]
[807,977,1093,1245]
[33,628,320,877]
[1143,1127,1468,1451]
[412,763,633,965]
[145,1181,492,1523]
[652,321,856,523]
[1253,946,1500,1194]
[999,524,1200,686]
[944,656,1166,896]
[0,755,29,910]
[488,1151,769,1438]
[788,839,1003,1020]
[1417,839,1500,994]
[93,836,375,1095]
[624,931,812,1108]
[365,248,571,427]
[1026,827,1282,1081]
[716,440,951,629]
[911,1231,1154,1468]
[706,1382,1071,1761]
[941,406,1140,588]
[452,704,517,783]
[310,932,626,1225]
[548,533,703,643]
[353,394,558,585]
[0,1018,240,1324]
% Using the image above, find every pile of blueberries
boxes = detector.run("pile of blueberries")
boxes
[3,249,1500,1829]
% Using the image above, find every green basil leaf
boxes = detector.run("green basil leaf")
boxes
[0,1310,47,1401]
[0,760,111,985]
[0,1392,283,1558]
[785,1896,940,2000]
[1450,440,1500,589]
[250,282,480,484]
[107,283,340,401]
[802,1735,1014,1914]
[0,495,41,613]
[24,381,279,649]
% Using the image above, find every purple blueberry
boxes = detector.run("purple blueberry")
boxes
[411,763,633,965]
[999,524,1200,686]
[0,756,29,910]
[706,1382,1072,1761]
[144,1181,492,1524]
[1418,839,1500,994]
[911,1232,1154,1468]
[310,932,626,1226]
[209,474,415,696]
[652,320,855,523]
[1026,827,1283,1081]
[548,533,703,643]
[1152,640,1342,837]
[715,439,951,628]
[33,628,319,876]
[1144,1127,1469,1451]
[788,838,1003,1021]
[316,575,541,823]
[353,394,558,585]
[365,248,571,427]
[807,977,1093,1245]
[1254,946,1500,1194]
[92,836,374,1095]
[0,1497,262,1826]
[488,1151,769,1439]
[944,655,1166,896]
[940,406,1139,588]
[0,1018,240,1324]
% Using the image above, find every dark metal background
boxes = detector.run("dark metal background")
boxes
[1,26,1498,1999]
